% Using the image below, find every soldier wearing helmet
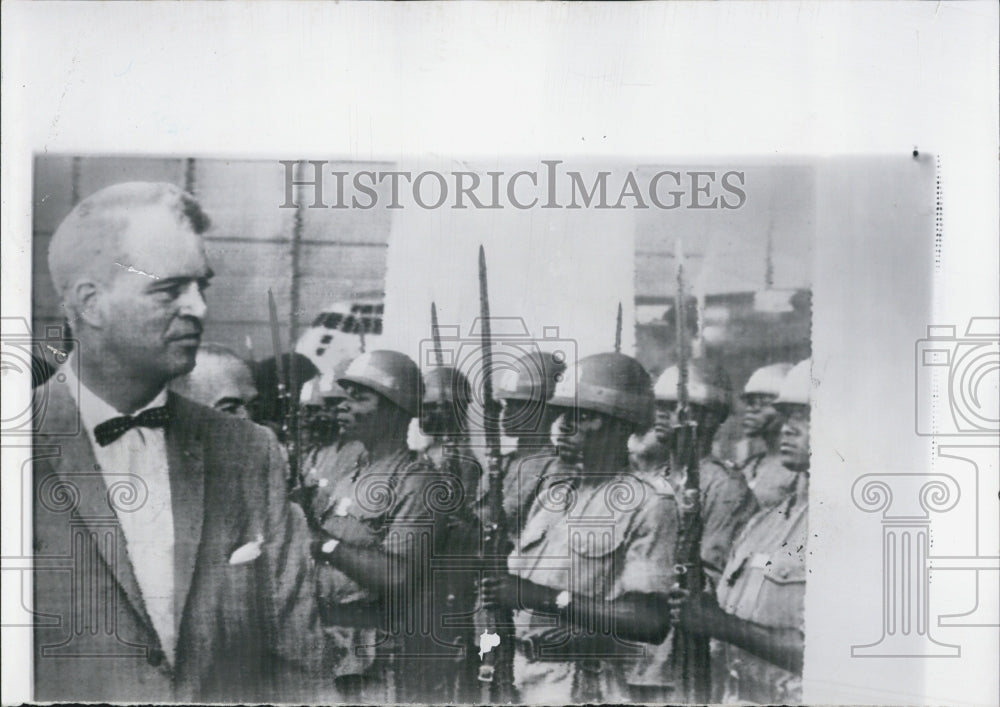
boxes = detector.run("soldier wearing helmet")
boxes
[299,359,365,525]
[300,370,347,457]
[481,352,680,704]
[311,350,446,703]
[475,350,566,546]
[669,359,811,704]
[414,364,484,701]
[650,360,758,584]
[738,362,801,508]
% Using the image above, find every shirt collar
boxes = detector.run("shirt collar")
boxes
[62,355,168,436]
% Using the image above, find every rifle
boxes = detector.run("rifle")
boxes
[476,246,516,703]
[267,290,301,493]
[670,239,711,702]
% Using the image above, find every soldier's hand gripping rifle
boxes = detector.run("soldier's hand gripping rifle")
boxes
[670,240,711,702]
[476,246,516,703]
[268,290,302,495]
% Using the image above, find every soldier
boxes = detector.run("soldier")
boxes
[311,350,447,703]
[652,361,758,583]
[738,362,801,508]
[476,350,567,546]
[481,352,679,704]
[669,358,810,704]
[298,362,366,522]
[299,371,345,458]
[420,365,481,504]
[168,342,258,418]
[416,365,483,702]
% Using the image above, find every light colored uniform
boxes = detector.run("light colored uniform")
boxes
[740,451,800,509]
[303,439,366,524]
[715,492,807,704]
[507,468,679,704]
[315,446,446,703]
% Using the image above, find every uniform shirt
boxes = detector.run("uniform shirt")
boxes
[476,446,561,549]
[667,457,759,584]
[62,362,177,666]
[304,440,366,525]
[421,437,482,517]
[507,468,679,704]
[315,445,442,689]
[740,452,800,509]
[715,492,807,704]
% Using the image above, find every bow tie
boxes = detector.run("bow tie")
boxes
[93,406,172,447]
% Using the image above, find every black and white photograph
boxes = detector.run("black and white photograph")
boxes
[2,3,997,706]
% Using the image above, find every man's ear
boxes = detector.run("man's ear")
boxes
[69,279,105,328]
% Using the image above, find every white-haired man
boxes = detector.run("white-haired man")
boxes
[169,342,258,419]
[32,182,325,702]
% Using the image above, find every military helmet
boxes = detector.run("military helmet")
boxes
[299,376,325,407]
[741,362,794,400]
[550,352,654,428]
[422,365,472,406]
[775,359,811,408]
[494,350,567,403]
[654,360,731,411]
[323,357,353,401]
[338,350,423,416]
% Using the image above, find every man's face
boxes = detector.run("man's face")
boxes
[95,208,212,385]
[500,397,546,437]
[779,406,810,471]
[554,408,613,464]
[336,382,384,443]
[653,400,677,444]
[301,399,339,445]
[741,393,782,438]
[209,364,258,419]
[420,400,462,436]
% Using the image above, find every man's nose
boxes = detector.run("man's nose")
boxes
[556,412,574,434]
[177,281,208,320]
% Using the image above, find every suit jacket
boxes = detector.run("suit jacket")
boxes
[32,379,327,703]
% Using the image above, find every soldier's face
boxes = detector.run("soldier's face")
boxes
[779,406,810,471]
[93,210,212,385]
[500,398,544,437]
[301,401,338,444]
[654,400,677,443]
[335,382,383,443]
[742,393,781,437]
[420,400,457,436]
[555,408,613,463]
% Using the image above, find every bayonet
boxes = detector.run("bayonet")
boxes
[476,245,515,702]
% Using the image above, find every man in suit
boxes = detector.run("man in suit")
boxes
[32,182,326,702]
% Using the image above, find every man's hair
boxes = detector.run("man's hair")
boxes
[196,342,250,367]
[47,181,211,299]
[169,343,252,398]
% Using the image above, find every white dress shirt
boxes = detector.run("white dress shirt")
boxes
[62,361,177,666]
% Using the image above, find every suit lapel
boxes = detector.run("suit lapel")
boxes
[38,380,158,639]
[165,393,205,641]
